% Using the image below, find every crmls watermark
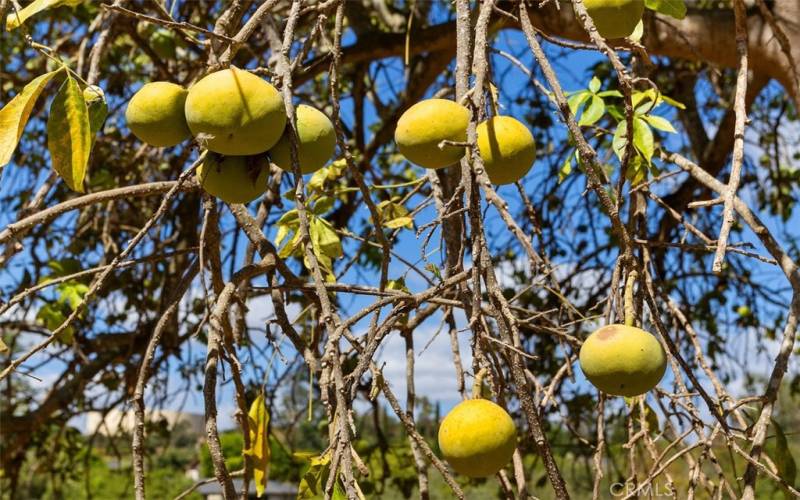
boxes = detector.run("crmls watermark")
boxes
[610,481,675,497]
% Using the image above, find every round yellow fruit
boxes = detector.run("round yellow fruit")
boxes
[437,399,516,478]
[269,105,336,175]
[125,81,191,147]
[395,99,469,169]
[583,0,644,39]
[579,324,667,397]
[185,68,286,156]
[197,154,270,204]
[476,116,536,185]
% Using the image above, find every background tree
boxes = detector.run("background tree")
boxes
[1,0,798,499]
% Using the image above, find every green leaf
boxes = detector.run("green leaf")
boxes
[387,278,409,293]
[588,76,601,94]
[625,156,648,185]
[35,303,74,344]
[312,196,335,216]
[276,209,300,228]
[297,452,332,499]
[310,217,342,260]
[771,419,798,499]
[661,95,686,110]
[425,263,443,282]
[606,104,624,122]
[641,114,677,133]
[376,199,413,230]
[579,96,605,127]
[6,0,82,30]
[48,75,91,192]
[307,167,329,193]
[278,230,303,259]
[632,117,655,165]
[612,122,628,162]
[597,90,623,98]
[613,119,654,165]
[84,86,108,140]
[41,258,81,282]
[243,394,270,498]
[558,153,572,184]
[0,70,61,167]
[644,0,686,20]
[57,281,88,310]
[567,91,591,116]
[275,224,291,249]
[384,216,413,229]
[632,89,656,111]
[274,207,300,250]
[333,483,347,500]
[631,401,660,435]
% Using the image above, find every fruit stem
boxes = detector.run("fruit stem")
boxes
[624,269,638,327]
[472,367,488,399]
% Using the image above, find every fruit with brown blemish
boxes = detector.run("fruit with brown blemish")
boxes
[579,324,667,397]
[196,154,270,204]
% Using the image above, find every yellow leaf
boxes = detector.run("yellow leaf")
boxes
[384,216,413,229]
[0,70,61,167]
[0,338,8,353]
[244,394,270,498]
[6,0,82,30]
[48,75,91,192]
[297,452,332,499]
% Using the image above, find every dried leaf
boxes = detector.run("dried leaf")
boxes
[244,393,270,498]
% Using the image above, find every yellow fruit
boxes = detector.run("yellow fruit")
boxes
[395,99,469,169]
[476,116,536,185]
[437,399,516,478]
[583,0,644,39]
[185,68,286,156]
[197,154,270,204]
[269,105,336,175]
[579,324,667,397]
[125,82,191,147]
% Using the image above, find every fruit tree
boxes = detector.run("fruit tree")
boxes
[1,1,798,499]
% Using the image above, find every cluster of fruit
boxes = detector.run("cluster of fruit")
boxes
[437,324,666,478]
[126,71,538,204]
[125,67,337,204]
[394,99,537,185]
